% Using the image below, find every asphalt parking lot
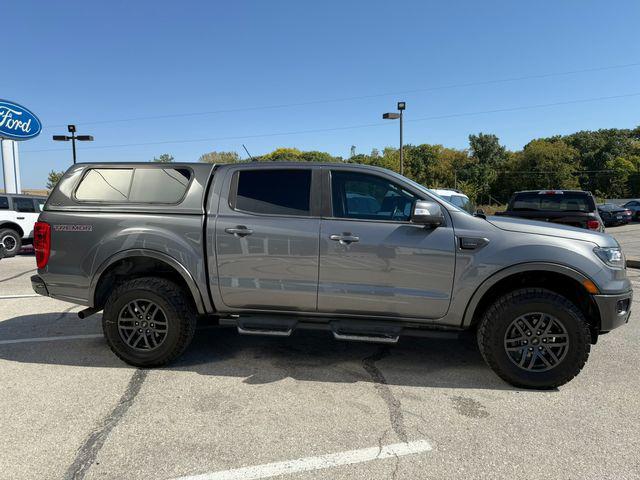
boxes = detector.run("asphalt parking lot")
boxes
[1,255,639,480]
[608,221,640,265]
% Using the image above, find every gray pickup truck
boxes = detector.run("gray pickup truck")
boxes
[31,162,633,389]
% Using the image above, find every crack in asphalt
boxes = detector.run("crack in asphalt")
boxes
[391,453,401,480]
[0,268,36,284]
[362,347,408,443]
[64,369,148,480]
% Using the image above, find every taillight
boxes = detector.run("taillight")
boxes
[587,220,600,231]
[34,221,51,269]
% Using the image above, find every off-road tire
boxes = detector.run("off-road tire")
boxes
[477,288,591,389]
[102,277,197,367]
[0,229,22,258]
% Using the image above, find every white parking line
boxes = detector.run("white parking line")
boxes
[0,334,102,345]
[175,440,432,480]
[0,294,41,299]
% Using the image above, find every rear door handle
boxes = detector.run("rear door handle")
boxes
[330,234,359,245]
[16,217,25,220]
[225,226,253,237]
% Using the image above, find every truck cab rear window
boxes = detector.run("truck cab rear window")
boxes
[235,169,311,216]
[75,168,191,203]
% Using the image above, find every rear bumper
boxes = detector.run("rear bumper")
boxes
[593,290,633,332]
[31,275,49,297]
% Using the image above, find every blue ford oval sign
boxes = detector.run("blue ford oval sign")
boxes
[0,99,42,141]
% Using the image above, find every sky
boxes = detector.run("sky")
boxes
[3,0,640,189]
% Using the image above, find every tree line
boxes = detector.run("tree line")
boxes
[47,126,640,202]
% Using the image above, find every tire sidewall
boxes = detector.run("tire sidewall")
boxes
[0,229,21,257]
[486,297,588,388]
[103,287,184,366]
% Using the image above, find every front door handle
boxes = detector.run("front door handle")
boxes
[16,217,25,220]
[225,226,253,237]
[330,233,360,245]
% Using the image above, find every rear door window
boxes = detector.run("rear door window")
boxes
[0,196,8,210]
[234,169,312,216]
[13,197,36,213]
[75,169,133,201]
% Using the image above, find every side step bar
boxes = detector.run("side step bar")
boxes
[331,320,402,344]
[219,316,418,344]
[232,317,298,337]
[237,326,293,337]
[332,331,399,344]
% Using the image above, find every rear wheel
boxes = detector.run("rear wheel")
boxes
[477,288,591,389]
[0,229,21,258]
[102,277,197,367]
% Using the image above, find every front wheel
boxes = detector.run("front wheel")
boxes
[477,288,591,389]
[102,277,197,367]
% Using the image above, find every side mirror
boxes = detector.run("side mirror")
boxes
[474,208,486,219]
[411,200,444,228]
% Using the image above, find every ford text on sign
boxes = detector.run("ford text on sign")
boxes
[0,100,42,141]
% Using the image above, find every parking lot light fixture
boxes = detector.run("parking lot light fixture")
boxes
[52,125,94,164]
[382,102,406,175]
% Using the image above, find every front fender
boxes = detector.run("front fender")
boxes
[460,262,594,328]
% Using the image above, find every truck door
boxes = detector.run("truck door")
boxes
[318,169,455,319]
[214,167,321,311]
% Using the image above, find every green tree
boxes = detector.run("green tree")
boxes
[46,170,64,190]
[605,156,635,198]
[152,153,174,163]
[560,128,634,194]
[299,151,342,163]
[468,133,509,203]
[518,140,580,190]
[199,151,240,164]
[258,148,302,162]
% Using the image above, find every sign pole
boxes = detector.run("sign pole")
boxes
[1,139,21,194]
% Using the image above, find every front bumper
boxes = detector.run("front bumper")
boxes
[593,290,633,332]
[31,275,49,297]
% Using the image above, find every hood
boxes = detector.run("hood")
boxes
[486,216,618,248]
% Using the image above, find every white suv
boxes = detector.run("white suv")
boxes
[0,194,46,257]
[431,188,473,213]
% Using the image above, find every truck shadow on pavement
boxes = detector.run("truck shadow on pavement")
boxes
[0,311,518,391]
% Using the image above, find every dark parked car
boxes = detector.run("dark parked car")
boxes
[622,200,640,221]
[597,204,632,227]
[496,190,604,231]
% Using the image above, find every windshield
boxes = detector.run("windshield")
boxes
[511,192,595,212]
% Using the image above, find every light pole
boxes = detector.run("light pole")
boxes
[382,101,406,175]
[53,125,94,164]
